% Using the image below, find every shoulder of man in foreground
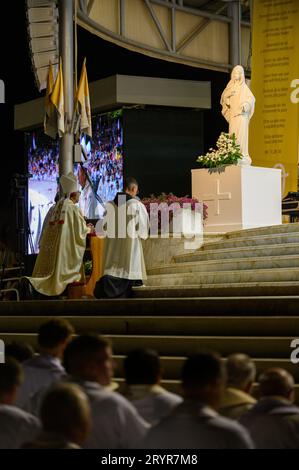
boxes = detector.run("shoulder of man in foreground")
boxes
[141,406,254,449]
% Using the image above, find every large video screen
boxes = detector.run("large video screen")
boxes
[27,109,123,253]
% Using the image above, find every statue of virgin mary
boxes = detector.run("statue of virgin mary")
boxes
[220,65,255,165]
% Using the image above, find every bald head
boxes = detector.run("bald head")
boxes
[258,368,295,400]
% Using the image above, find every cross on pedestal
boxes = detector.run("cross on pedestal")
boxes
[202,179,231,216]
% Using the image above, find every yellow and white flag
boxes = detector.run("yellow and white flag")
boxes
[75,58,92,137]
[50,58,65,138]
[44,62,57,139]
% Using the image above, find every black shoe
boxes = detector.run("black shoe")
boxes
[131,280,143,287]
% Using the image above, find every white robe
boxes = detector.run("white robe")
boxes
[27,198,89,296]
[28,189,52,254]
[221,79,255,158]
[16,355,66,411]
[103,197,149,280]
[79,181,97,219]
[123,384,183,425]
[0,405,41,449]
[69,379,149,449]
[142,401,254,449]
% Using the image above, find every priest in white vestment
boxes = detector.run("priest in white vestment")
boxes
[94,177,149,298]
[220,65,255,165]
[26,173,90,297]
[78,164,97,219]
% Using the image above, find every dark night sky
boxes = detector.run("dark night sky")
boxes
[0,1,229,247]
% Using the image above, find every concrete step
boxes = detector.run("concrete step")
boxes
[3,297,299,316]
[174,243,299,264]
[0,333,294,358]
[148,255,299,276]
[201,232,299,251]
[1,315,299,336]
[133,284,299,298]
[145,267,299,287]
[223,223,299,240]
[108,335,295,358]
[113,356,299,381]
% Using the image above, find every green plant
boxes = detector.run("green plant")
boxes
[84,260,93,276]
[196,133,242,168]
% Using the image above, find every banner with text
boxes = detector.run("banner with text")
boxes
[250,0,299,196]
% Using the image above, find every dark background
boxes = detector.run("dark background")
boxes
[0,1,229,252]
[123,108,203,198]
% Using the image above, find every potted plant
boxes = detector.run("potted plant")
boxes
[196,132,242,172]
[141,193,208,235]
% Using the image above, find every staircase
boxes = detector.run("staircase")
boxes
[136,223,299,297]
[0,224,299,400]
[0,296,299,401]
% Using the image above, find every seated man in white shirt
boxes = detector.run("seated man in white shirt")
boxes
[0,358,40,449]
[23,383,91,449]
[142,351,254,449]
[17,318,74,410]
[64,334,149,449]
[122,348,182,425]
[240,368,299,449]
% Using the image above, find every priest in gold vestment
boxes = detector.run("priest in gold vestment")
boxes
[27,173,90,297]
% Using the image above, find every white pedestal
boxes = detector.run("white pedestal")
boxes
[192,165,282,233]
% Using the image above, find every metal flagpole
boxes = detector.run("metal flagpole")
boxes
[58,0,74,180]
[228,0,241,67]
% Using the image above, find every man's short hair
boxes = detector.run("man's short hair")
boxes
[0,358,23,397]
[124,348,161,385]
[63,334,111,373]
[40,383,90,437]
[226,353,256,388]
[124,177,138,191]
[5,342,35,363]
[182,351,224,390]
[38,318,74,350]
[258,368,295,398]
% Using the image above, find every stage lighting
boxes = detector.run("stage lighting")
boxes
[26,0,59,91]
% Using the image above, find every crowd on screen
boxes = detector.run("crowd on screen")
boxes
[27,116,124,203]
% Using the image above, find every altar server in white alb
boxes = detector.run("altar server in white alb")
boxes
[94,177,149,298]
[27,172,91,297]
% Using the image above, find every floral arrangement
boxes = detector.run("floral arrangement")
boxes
[142,193,208,231]
[196,132,242,169]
